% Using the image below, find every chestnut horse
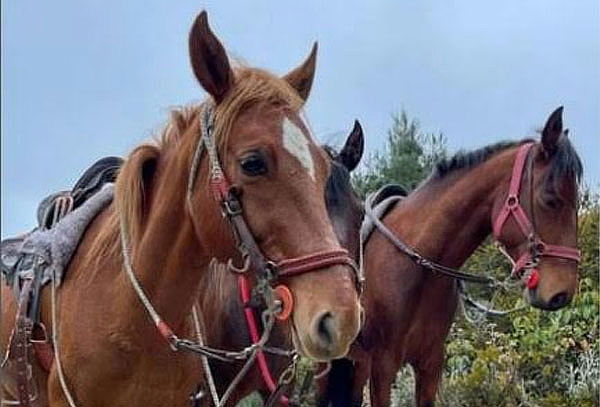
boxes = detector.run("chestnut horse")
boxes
[195,122,365,406]
[324,107,582,407]
[0,11,362,406]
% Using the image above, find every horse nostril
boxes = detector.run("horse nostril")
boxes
[548,292,569,310]
[316,312,336,347]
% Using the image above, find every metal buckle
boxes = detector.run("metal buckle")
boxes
[227,252,251,274]
[264,261,278,280]
[506,194,519,208]
[222,197,242,217]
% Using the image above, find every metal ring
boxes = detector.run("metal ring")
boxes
[226,253,251,274]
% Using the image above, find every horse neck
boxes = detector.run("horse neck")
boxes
[129,150,231,328]
[402,151,514,269]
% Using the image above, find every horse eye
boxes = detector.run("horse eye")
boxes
[543,195,563,210]
[240,153,267,176]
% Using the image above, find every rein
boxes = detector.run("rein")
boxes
[363,199,496,286]
[118,103,360,405]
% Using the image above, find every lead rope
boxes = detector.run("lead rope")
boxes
[119,217,178,349]
[216,306,280,407]
[191,303,219,406]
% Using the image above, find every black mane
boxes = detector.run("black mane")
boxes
[433,139,531,179]
[545,136,583,194]
[431,136,582,197]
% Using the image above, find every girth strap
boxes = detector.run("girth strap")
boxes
[11,277,37,407]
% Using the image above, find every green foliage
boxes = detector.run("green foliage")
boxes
[432,199,598,407]
[353,110,446,197]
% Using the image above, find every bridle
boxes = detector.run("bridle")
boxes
[117,102,361,406]
[188,103,362,295]
[492,142,581,289]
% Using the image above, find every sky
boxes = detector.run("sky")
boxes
[2,1,598,237]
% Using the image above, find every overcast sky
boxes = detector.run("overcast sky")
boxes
[2,1,598,237]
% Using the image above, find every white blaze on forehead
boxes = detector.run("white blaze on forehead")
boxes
[282,117,315,180]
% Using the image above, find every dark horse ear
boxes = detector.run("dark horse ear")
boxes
[283,42,318,102]
[541,106,564,156]
[338,120,365,172]
[189,11,234,104]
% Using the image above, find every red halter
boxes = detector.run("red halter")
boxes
[492,142,581,289]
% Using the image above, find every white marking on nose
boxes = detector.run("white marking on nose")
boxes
[282,117,315,181]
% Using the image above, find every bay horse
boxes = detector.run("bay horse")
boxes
[324,107,583,407]
[1,11,362,406]
[195,122,365,406]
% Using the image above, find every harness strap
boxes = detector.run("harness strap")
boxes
[492,142,535,238]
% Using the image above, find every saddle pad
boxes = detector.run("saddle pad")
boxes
[360,184,407,244]
[1,183,114,287]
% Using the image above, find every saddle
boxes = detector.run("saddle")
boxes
[0,156,122,406]
[37,156,123,230]
[360,183,407,244]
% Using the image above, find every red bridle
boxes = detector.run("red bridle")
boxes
[492,142,581,289]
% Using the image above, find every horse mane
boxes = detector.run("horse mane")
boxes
[544,136,583,195]
[430,135,582,197]
[84,66,304,266]
[432,139,530,179]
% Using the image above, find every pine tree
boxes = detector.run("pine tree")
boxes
[353,110,447,197]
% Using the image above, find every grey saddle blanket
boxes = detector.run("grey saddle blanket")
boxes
[1,183,114,287]
[360,184,407,244]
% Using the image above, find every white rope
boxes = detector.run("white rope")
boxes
[51,270,77,407]
[359,230,365,289]
[191,304,220,406]
[119,217,165,330]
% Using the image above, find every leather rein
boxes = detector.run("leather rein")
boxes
[365,141,580,291]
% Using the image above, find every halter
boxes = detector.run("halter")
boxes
[492,142,581,289]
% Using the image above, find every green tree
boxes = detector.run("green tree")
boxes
[353,110,447,197]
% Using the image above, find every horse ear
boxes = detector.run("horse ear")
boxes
[339,120,364,172]
[188,11,233,104]
[541,106,564,156]
[283,42,318,102]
